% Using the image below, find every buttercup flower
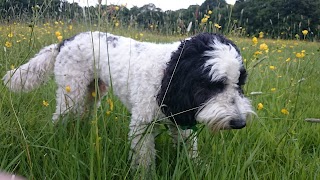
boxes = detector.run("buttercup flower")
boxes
[252,37,258,45]
[259,31,264,38]
[257,103,263,110]
[208,10,213,15]
[214,23,221,29]
[55,31,61,37]
[269,65,276,70]
[43,100,49,107]
[259,43,269,51]
[5,41,12,48]
[271,88,276,92]
[107,98,114,111]
[296,52,305,58]
[281,108,289,115]
[65,85,71,92]
[57,35,63,41]
[302,30,308,36]
[7,32,13,38]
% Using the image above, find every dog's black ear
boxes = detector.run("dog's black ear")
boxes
[157,33,228,127]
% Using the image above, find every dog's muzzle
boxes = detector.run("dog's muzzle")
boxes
[229,119,246,129]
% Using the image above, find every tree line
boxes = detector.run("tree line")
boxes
[1,0,319,40]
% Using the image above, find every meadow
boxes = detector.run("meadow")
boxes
[1,15,320,179]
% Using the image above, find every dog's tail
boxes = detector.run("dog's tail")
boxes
[2,44,59,92]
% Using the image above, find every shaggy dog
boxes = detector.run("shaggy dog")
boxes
[3,32,254,167]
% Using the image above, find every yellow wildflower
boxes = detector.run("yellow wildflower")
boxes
[69,25,73,30]
[208,10,213,15]
[302,30,308,36]
[254,51,262,55]
[271,88,276,92]
[5,41,12,48]
[43,100,49,107]
[139,33,143,37]
[281,108,289,115]
[285,58,291,62]
[114,6,120,11]
[214,23,221,29]
[10,64,15,70]
[7,32,13,38]
[107,98,114,111]
[115,22,119,27]
[57,35,63,42]
[259,31,264,38]
[259,43,269,51]
[106,111,111,116]
[91,92,96,97]
[201,17,208,24]
[296,52,305,58]
[257,103,263,110]
[269,65,276,70]
[65,85,71,93]
[55,31,61,37]
[252,37,258,45]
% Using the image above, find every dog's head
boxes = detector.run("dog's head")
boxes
[157,33,254,131]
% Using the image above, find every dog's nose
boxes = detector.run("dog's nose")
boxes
[229,119,246,129]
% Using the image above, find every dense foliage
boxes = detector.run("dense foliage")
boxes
[0,0,319,39]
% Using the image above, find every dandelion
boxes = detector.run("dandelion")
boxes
[65,85,71,92]
[257,103,264,110]
[259,43,269,51]
[269,65,276,70]
[281,108,289,115]
[43,100,49,107]
[252,37,258,45]
[5,41,12,48]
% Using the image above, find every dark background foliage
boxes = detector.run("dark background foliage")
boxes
[0,0,319,39]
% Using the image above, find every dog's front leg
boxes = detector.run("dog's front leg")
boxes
[128,120,156,169]
[167,122,198,159]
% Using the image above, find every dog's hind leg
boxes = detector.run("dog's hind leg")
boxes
[52,72,94,122]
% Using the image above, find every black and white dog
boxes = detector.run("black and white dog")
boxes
[3,32,254,167]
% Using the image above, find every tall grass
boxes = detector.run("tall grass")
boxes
[1,2,320,179]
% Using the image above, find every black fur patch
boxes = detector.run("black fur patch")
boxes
[106,36,118,48]
[57,34,77,52]
[157,33,243,127]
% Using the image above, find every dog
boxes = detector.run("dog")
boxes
[3,32,254,168]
